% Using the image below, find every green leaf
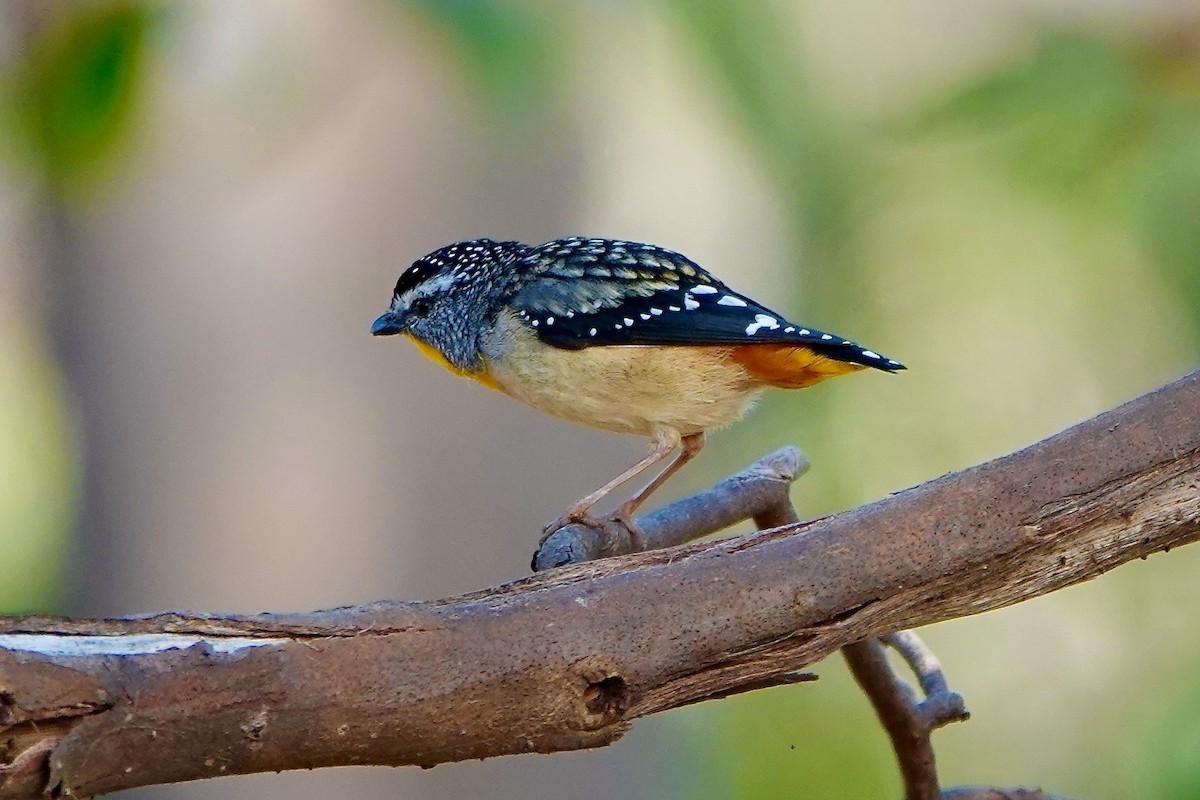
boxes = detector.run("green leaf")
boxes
[9,3,152,193]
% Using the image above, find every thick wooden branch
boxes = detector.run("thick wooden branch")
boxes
[0,371,1197,798]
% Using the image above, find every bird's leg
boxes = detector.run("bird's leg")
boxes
[540,430,681,545]
[614,432,706,545]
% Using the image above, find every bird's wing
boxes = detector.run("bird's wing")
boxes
[511,238,903,372]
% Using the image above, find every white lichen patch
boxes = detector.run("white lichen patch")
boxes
[0,633,286,657]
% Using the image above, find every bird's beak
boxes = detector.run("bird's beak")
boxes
[371,310,406,336]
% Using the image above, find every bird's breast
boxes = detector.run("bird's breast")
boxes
[481,312,763,436]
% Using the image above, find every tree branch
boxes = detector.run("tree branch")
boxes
[843,635,969,800]
[533,445,809,569]
[0,370,1196,797]
[535,432,972,800]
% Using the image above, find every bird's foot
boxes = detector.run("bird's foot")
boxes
[533,508,649,572]
[539,511,605,548]
[613,511,648,552]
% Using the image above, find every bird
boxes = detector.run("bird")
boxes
[371,237,903,546]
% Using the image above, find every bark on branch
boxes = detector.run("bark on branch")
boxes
[0,370,1197,798]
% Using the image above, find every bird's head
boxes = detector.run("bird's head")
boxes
[372,239,528,372]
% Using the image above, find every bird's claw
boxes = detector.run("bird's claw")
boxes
[539,511,604,548]
[536,508,646,560]
[613,512,648,552]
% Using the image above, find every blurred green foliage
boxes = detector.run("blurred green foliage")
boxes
[402,0,561,118]
[0,329,76,612]
[1138,677,1200,799]
[665,0,870,295]
[917,34,1139,198]
[0,3,148,614]
[6,2,152,196]
[918,31,1200,336]
[683,664,900,799]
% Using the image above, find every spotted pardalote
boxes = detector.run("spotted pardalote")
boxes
[372,237,903,545]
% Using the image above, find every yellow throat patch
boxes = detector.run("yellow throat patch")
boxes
[409,335,500,391]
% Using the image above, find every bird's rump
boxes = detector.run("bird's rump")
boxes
[730,343,867,388]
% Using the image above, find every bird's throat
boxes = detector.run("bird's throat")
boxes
[409,334,500,391]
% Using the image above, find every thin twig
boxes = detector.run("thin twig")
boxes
[844,639,948,800]
[939,789,1070,800]
[532,446,808,570]
[881,631,969,731]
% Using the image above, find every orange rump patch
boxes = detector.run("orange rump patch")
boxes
[732,343,865,389]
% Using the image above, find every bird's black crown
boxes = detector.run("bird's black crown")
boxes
[392,239,528,300]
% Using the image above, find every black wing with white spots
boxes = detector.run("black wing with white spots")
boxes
[510,238,904,371]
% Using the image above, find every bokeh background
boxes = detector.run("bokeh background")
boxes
[2,1,1199,798]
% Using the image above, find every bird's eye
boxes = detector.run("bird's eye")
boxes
[410,296,433,317]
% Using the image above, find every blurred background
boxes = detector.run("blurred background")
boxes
[1,0,1198,798]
